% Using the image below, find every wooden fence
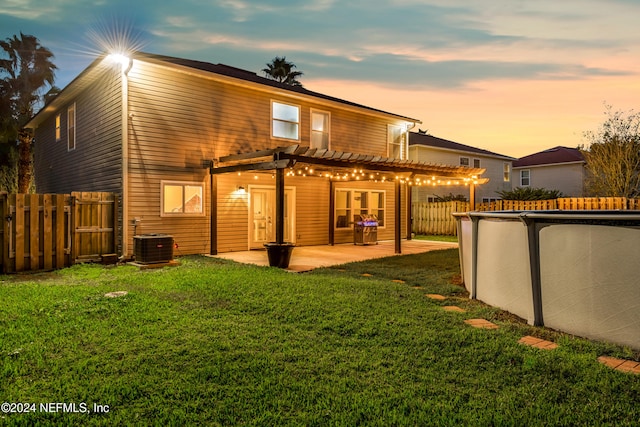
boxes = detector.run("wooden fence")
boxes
[412,197,640,235]
[0,192,118,273]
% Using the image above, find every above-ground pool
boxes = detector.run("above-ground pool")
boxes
[454,211,640,350]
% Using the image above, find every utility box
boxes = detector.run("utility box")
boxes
[134,234,174,264]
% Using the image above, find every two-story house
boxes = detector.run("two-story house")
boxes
[26,52,483,261]
[512,146,586,196]
[409,132,514,203]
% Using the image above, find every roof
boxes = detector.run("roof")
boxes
[513,146,585,168]
[27,51,421,128]
[409,132,514,160]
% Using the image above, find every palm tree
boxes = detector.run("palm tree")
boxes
[262,56,303,87]
[0,32,57,192]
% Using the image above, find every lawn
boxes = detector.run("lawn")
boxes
[1,249,638,426]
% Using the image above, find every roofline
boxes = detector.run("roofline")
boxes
[27,51,422,128]
[409,141,515,161]
[512,160,586,169]
[135,52,421,124]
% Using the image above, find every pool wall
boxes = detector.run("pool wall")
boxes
[454,211,640,349]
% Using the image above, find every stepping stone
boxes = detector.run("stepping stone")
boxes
[464,318,499,329]
[361,273,373,277]
[443,306,466,313]
[518,335,558,350]
[392,279,405,283]
[104,291,128,298]
[425,294,446,300]
[598,356,640,374]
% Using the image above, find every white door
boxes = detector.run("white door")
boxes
[249,187,295,248]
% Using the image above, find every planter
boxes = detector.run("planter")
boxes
[264,242,295,268]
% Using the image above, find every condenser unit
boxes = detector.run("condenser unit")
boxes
[134,234,174,264]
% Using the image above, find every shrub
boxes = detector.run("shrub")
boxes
[497,187,564,200]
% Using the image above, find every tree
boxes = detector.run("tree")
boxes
[582,106,640,198]
[261,56,303,86]
[0,32,57,192]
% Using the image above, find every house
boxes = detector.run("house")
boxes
[409,132,514,203]
[26,51,484,260]
[512,146,586,196]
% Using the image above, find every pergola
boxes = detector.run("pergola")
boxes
[208,145,487,255]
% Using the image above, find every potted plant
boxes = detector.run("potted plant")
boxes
[264,242,295,268]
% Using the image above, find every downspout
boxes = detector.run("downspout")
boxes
[120,58,133,259]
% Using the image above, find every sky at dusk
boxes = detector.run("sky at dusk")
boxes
[2,0,639,158]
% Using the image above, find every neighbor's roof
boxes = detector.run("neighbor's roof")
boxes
[513,146,585,168]
[27,51,421,128]
[409,132,514,160]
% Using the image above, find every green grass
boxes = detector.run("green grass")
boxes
[1,250,638,426]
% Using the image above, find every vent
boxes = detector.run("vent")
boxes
[134,234,174,264]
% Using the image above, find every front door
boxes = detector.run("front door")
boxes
[249,186,295,249]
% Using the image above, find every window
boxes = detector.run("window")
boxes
[520,170,530,187]
[55,114,61,141]
[67,103,76,151]
[503,162,511,182]
[473,158,481,168]
[272,101,299,140]
[387,125,407,160]
[310,110,330,149]
[459,157,470,167]
[161,181,204,216]
[335,189,385,228]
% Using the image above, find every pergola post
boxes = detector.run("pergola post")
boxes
[395,179,402,254]
[406,183,412,240]
[329,179,335,246]
[275,167,285,244]
[470,182,476,211]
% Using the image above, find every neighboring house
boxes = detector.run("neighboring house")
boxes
[26,51,483,258]
[409,132,514,203]
[512,146,586,196]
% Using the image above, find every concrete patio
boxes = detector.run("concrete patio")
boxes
[213,239,458,272]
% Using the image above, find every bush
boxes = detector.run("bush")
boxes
[433,193,467,202]
[497,187,564,200]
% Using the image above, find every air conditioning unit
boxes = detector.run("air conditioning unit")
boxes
[134,234,174,264]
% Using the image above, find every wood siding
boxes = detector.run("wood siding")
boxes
[33,57,414,256]
[34,67,123,194]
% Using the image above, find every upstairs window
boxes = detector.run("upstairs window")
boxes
[55,114,61,141]
[520,169,531,187]
[503,163,511,182]
[272,101,299,140]
[459,157,470,167]
[388,125,407,160]
[473,158,481,168]
[161,181,204,216]
[310,109,330,149]
[67,103,76,151]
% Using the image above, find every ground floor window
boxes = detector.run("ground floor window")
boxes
[161,181,204,216]
[335,189,385,228]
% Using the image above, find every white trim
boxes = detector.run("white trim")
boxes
[248,184,296,249]
[512,161,586,169]
[160,180,206,217]
[67,102,76,151]
[310,108,331,150]
[271,100,301,141]
[334,188,387,230]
